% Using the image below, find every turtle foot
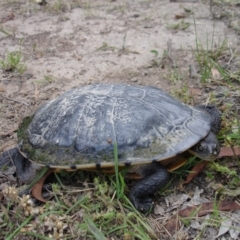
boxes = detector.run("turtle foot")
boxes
[129,162,169,212]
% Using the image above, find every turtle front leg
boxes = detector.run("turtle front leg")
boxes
[129,162,169,212]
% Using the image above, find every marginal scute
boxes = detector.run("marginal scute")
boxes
[21,84,212,168]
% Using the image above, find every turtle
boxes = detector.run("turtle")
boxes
[0,83,221,212]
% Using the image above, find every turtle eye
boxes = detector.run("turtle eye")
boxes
[198,144,204,151]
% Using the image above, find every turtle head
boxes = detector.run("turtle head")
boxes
[189,131,220,161]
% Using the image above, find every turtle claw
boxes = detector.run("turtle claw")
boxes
[129,194,153,213]
[137,199,153,213]
[31,169,53,202]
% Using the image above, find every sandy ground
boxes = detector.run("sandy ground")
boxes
[0,0,239,151]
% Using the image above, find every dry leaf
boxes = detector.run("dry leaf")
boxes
[165,201,240,234]
[189,87,202,96]
[154,204,165,215]
[229,214,240,240]
[218,147,240,158]
[31,169,53,203]
[215,218,232,238]
[175,14,186,19]
[180,201,240,217]
[183,161,208,184]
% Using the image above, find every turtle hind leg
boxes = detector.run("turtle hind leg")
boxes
[0,148,16,167]
[129,162,169,213]
[0,148,34,182]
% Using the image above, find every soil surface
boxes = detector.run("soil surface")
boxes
[0,0,240,239]
[0,0,239,151]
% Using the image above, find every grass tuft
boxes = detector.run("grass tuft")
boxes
[192,14,240,83]
[0,51,26,74]
[167,19,190,30]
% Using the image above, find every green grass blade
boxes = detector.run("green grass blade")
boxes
[0,27,11,36]
[84,215,107,240]
[5,216,32,240]
[107,224,128,234]
[114,142,120,199]
[65,195,89,214]
[26,167,49,189]
[24,232,52,240]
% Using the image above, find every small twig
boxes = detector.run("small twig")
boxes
[3,96,30,106]
[166,39,174,65]
[189,64,199,78]
[122,32,127,50]
[227,43,234,65]
[167,39,172,57]
[204,96,210,106]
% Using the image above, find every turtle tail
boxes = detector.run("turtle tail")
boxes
[0,148,35,182]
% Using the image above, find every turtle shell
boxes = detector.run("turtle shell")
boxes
[20,84,212,169]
